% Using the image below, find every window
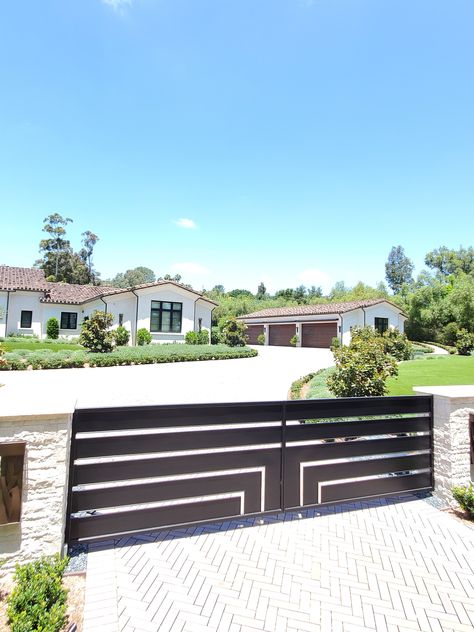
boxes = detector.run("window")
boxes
[20,311,32,328]
[60,312,78,330]
[118,313,124,326]
[150,301,182,333]
[198,318,202,333]
[374,317,389,334]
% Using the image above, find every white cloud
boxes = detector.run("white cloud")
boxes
[298,268,332,292]
[171,262,209,276]
[173,218,197,229]
[101,0,132,11]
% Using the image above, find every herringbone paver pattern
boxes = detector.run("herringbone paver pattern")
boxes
[82,495,474,632]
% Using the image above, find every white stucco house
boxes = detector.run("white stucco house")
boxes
[0,266,216,344]
[239,299,407,348]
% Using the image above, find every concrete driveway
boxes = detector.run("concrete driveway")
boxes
[0,346,334,409]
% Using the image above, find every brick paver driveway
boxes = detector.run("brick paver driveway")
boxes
[82,495,474,632]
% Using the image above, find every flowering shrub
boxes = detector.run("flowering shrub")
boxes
[79,310,115,353]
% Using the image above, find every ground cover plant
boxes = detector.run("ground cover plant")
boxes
[386,355,474,395]
[7,554,68,632]
[0,340,82,352]
[0,344,257,370]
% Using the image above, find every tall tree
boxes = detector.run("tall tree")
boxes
[256,282,267,299]
[425,246,474,277]
[106,267,156,288]
[385,245,414,294]
[38,213,73,280]
[80,231,100,283]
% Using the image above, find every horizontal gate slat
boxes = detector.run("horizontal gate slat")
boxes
[72,471,264,513]
[286,417,430,441]
[319,472,432,504]
[285,454,431,508]
[285,434,430,462]
[73,448,282,487]
[74,402,283,432]
[75,426,280,458]
[285,396,432,421]
[69,497,244,541]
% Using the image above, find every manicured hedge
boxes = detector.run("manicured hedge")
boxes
[1,344,258,371]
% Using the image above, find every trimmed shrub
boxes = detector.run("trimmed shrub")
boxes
[185,331,199,345]
[221,317,247,347]
[114,326,130,347]
[452,483,474,517]
[7,554,69,632]
[46,317,59,340]
[455,329,474,356]
[197,329,210,345]
[290,334,298,347]
[80,310,115,353]
[137,328,152,346]
[0,343,6,367]
[330,337,341,351]
[327,328,398,397]
[257,333,265,345]
[382,328,412,361]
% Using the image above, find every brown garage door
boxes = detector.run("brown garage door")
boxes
[245,324,264,344]
[301,323,338,348]
[269,324,296,347]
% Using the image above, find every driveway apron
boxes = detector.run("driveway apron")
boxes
[81,495,474,632]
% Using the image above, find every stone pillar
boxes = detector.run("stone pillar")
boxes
[414,386,474,507]
[0,395,75,577]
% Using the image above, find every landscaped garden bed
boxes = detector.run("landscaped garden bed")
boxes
[0,344,257,371]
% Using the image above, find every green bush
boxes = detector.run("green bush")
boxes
[211,326,221,345]
[185,331,199,345]
[221,317,247,347]
[46,317,59,340]
[0,343,6,367]
[382,328,412,361]
[455,329,474,356]
[137,328,152,346]
[197,329,210,345]
[327,328,398,397]
[290,334,299,347]
[442,322,460,346]
[257,333,265,345]
[80,310,115,353]
[7,554,69,632]
[452,483,474,517]
[330,337,341,351]
[114,326,130,346]
[289,372,316,399]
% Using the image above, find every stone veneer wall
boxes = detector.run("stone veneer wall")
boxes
[0,412,72,576]
[415,387,474,507]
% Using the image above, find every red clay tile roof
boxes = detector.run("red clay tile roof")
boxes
[239,299,406,319]
[0,266,217,306]
[0,266,48,291]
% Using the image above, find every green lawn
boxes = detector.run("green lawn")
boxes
[2,341,82,352]
[387,355,474,395]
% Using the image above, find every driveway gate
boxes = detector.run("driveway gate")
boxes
[66,396,433,543]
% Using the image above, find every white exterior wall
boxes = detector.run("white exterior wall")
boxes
[0,292,8,338]
[41,299,105,339]
[103,292,136,343]
[195,300,212,334]
[6,291,43,337]
[341,309,363,345]
[364,303,406,332]
[135,286,197,343]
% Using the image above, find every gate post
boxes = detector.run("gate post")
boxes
[414,386,474,507]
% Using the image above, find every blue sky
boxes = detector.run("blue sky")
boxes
[1,0,473,293]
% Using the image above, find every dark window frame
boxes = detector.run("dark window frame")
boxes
[20,310,33,328]
[118,313,124,326]
[150,301,183,333]
[60,312,78,330]
[374,317,389,334]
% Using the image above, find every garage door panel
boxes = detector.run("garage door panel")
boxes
[269,324,296,347]
[246,325,264,345]
[301,323,337,348]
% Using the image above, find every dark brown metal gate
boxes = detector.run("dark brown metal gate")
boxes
[66,396,433,543]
